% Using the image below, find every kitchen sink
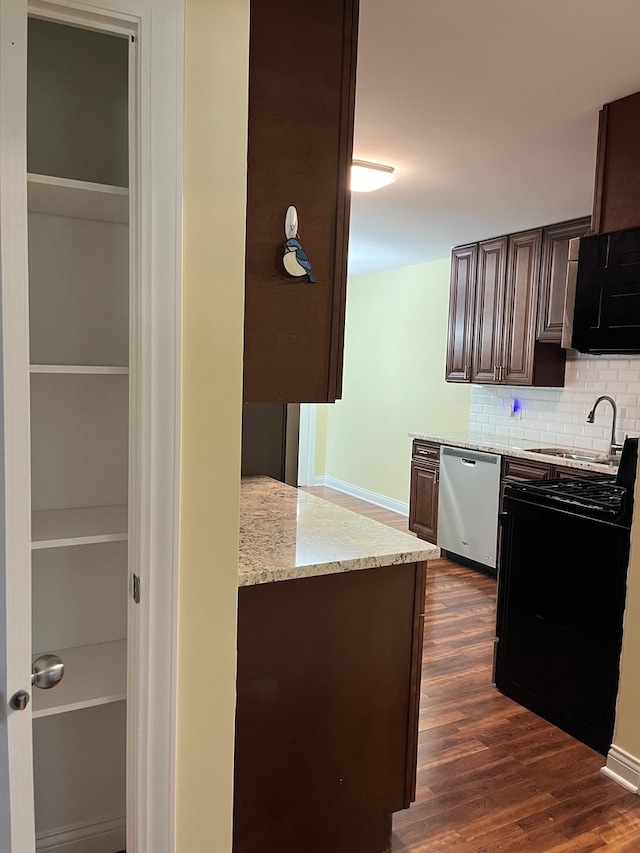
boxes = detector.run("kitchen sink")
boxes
[528,448,619,466]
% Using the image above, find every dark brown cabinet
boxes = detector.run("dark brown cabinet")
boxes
[471,237,507,383]
[537,218,592,342]
[445,245,477,382]
[243,0,359,403]
[446,218,592,387]
[593,90,640,234]
[234,561,427,853]
[500,455,552,511]
[408,440,440,544]
[469,229,565,387]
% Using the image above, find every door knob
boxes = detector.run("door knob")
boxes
[32,654,64,690]
[10,690,30,711]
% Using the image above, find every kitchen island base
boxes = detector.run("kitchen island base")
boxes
[233,560,427,853]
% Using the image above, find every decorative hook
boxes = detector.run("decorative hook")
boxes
[282,206,316,283]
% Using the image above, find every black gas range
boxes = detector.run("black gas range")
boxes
[504,475,629,525]
[494,438,638,755]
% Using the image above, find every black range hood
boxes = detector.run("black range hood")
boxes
[571,226,640,354]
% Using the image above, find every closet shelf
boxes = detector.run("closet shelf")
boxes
[30,364,129,375]
[31,640,126,718]
[32,505,128,550]
[27,173,129,224]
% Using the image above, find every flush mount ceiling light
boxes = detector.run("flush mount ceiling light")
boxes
[351,159,396,192]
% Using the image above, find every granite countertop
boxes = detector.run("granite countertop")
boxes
[239,476,439,587]
[408,431,619,474]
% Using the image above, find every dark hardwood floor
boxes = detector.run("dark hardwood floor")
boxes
[302,486,640,852]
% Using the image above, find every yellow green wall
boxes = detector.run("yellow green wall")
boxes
[178,0,249,850]
[613,468,640,761]
[322,259,471,504]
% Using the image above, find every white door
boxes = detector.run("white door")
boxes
[0,1,183,851]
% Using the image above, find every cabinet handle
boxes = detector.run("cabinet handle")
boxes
[499,365,504,382]
[493,365,498,381]
[465,364,471,380]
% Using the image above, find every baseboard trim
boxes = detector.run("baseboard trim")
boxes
[314,476,409,517]
[601,745,640,794]
[37,814,126,853]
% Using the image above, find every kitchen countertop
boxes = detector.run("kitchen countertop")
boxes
[239,476,439,587]
[408,431,620,474]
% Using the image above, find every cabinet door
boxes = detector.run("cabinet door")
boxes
[501,229,542,385]
[242,0,359,403]
[500,456,552,511]
[537,218,591,342]
[471,237,507,384]
[408,462,439,544]
[445,244,477,382]
[593,91,640,234]
[553,465,601,479]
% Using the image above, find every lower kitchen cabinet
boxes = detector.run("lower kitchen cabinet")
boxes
[500,456,552,511]
[408,441,439,544]
[234,561,427,853]
[408,444,604,557]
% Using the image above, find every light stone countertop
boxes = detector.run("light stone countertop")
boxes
[408,431,619,474]
[239,476,438,587]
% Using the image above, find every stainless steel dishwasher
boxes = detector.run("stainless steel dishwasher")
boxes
[438,446,501,572]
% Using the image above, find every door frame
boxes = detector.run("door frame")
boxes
[0,0,183,850]
[297,403,318,486]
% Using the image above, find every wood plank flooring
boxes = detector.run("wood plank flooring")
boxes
[302,486,640,852]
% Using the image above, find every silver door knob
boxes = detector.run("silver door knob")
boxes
[32,654,64,690]
[10,690,30,711]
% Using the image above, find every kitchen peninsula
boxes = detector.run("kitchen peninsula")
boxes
[234,477,438,853]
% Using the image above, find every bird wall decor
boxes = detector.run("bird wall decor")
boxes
[282,206,316,283]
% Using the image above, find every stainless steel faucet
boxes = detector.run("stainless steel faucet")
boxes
[586,395,624,456]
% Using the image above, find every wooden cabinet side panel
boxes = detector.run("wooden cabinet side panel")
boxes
[593,92,640,234]
[409,462,439,543]
[404,561,427,807]
[472,237,507,384]
[537,218,591,343]
[234,565,420,853]
[501,230,541,385]
[243,0,358,403]
[445,244,477,382]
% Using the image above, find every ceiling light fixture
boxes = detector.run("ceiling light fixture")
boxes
[351,159,395,193]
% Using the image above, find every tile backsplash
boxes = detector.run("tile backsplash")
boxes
[469,352,640,453]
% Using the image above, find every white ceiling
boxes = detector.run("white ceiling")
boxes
[348,0,640,276]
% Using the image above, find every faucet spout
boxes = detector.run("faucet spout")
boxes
[586,395,623,455]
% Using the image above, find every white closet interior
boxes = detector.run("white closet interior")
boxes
[27,17,130,853]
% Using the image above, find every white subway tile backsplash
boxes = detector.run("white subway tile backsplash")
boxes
[469,351,640,453]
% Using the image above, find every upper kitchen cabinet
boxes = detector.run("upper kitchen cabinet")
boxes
[242,0,359,403]
[446,221,578,388]
[592,91,640,234]
[536,217,592,342]
[445,244,477,382]
[471,237,507,384]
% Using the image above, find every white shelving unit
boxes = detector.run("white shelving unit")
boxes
[27,18,131,852]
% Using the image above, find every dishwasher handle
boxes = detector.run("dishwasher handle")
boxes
[460,458,477,466]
